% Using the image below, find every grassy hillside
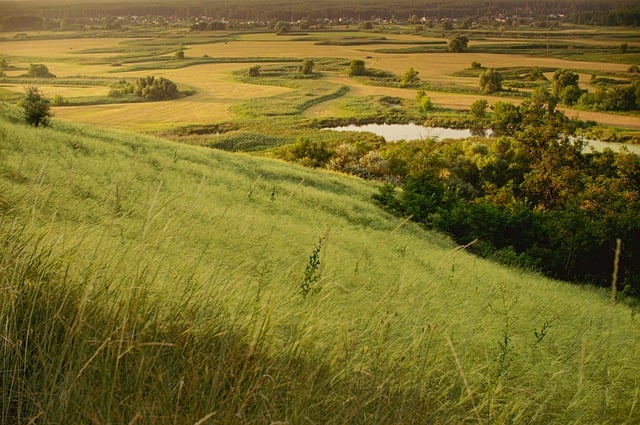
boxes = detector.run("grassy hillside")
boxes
[1,104,639,424]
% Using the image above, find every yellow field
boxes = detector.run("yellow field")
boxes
[1,31,638,130]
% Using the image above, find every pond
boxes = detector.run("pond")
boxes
[325,123,640,154]
[326,123,480,141]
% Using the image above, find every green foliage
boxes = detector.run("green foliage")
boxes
[469,99,489,135]
[579,83,640,112]
[527,67,547,81]
[479,68,503,93]
[174,49,185,59]
[400,67,420,88]
[0,58,7,69]
[52,94,67,106]
[358,20,373,30]
[448,34,469,53]
[18,86,52,127]
[416,89,433,115]
[300,237,324,298]
[552,69,581,105]
[441,19,453,31]
[470,61,482,69]
[349,59,367,76]
[26,63,55,78]
[373,93,640,292]
[134,75,180,100]
[490,101,520,136]
[298,58,315,75]
[288,137,332,167]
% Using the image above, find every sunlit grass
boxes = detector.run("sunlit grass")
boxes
[2,105,640,423]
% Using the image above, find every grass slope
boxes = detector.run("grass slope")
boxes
[1,105,639,424]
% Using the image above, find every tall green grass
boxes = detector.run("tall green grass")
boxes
[1,104,639,423]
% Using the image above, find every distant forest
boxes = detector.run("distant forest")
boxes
[1,0,639,27]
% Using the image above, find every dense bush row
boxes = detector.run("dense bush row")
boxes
[109,76,180,100]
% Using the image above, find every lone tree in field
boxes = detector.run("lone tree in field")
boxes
[400,67,420,88]
[552,69,581,105]
[27,63,55,78]
[299,58,315,75]
[448,34,469,52]
[479,68,503,93]
[416,89,433,115]
[19,86,52,127]
[349,59,367,76]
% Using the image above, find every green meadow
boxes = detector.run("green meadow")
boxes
[2,101,640,423]
[2,12,640,424]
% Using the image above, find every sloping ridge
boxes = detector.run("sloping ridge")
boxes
[1,106,638,423]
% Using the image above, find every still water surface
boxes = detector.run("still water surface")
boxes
[326,123,640,154]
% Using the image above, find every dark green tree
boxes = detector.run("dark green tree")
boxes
[489,102,520,137]
[248,65,261,77]
[469,99,489,136]
[552,69,581,105]
[298,58,315,75]
[19,86,52,127]
[448,34,469,52]
[349,59,367,76]
[27,63,55,78]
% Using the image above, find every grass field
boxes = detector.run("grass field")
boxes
[2,102,640,423]
[2,27,639,135]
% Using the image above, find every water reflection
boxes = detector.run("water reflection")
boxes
[325,123,640,154]
[326,123,477,141]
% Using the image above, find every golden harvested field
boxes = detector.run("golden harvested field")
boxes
[1,30,638,130]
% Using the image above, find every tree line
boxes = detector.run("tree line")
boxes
[2,0,639,29]
[281,88,640,296]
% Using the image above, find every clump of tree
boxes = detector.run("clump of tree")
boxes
[287,137,332,168]
[469,99,489,136]
[108,76,181,101]
[479,69,502,93]
[400,67,420,88]
[274,21,291,34]
[552,69,582,105]
[135,76,180,100]
[27,63,55,78]
[349,60,367,77]
[248,65,261,77]
[578,83,640,111]
[527,67,547,81]
[19,86,52,127]
[371,89,640,294]
[448,34,469,52]
[108,79,135,98]
[174,50,185,60]
[298,58,315,75]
